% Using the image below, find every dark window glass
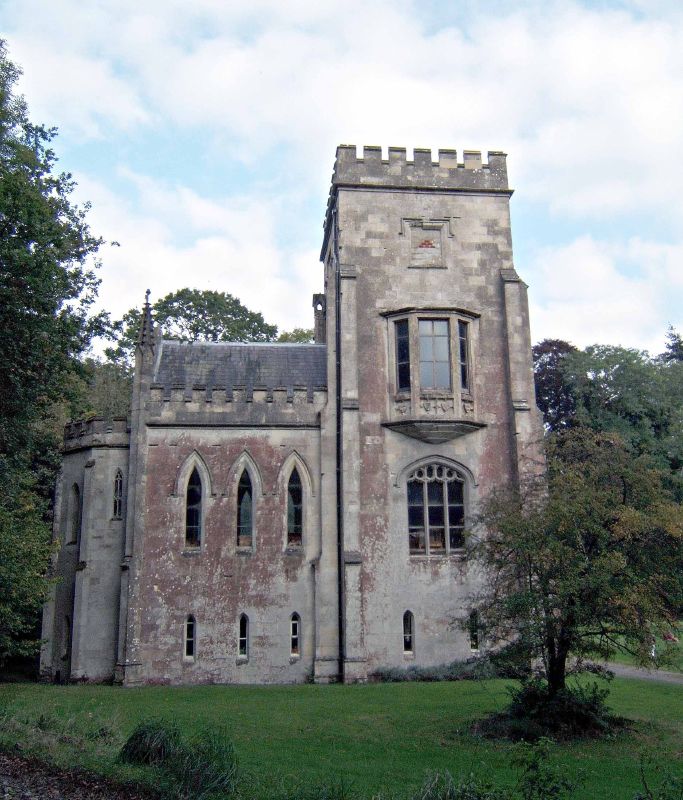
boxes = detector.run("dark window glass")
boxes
[238,472,253,547]
[419,319,451,390]
[113,470,123,520]
[291,613,300,655]
[403,610,414,653]
[239,614,249,657]
[287,469,303,546]
[185,468,202,547]
[459,321,470,391]
[395,319,411,391]
[407,464,466,556]
[185,616,196,658]
[469,610,479,650]
[69,485,81,545]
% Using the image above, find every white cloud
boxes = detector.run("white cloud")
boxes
[528,235,683,353]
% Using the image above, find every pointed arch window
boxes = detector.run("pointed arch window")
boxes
[403,610,414,654]
[68,484,81,545]
[185,468,202,547]
[290,613,301,656]
[237,472,253,548]
[238,614,249,659]
[407,463,465,555]
[113,470,124,520]
[185,615,196,659]
[287,469,303,547]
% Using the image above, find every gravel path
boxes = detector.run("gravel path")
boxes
[605,662,683,684]
[0,752,156,800]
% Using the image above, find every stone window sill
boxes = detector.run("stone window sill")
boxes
[182,548,201,557]
[236,656,249,665]
[236,547,253,556]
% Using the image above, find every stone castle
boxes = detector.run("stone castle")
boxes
[40,145,542,685]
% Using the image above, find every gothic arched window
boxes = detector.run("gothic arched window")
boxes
[290,612,301,656]
[403,610,414,654]
[238,613,249,659]
[185,615,196,659]
[237,471,253,548]
[287,469,303,547]
[113,470,123,520]
[407,463,465,555]
[185,468,202,547]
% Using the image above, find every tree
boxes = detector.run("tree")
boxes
[0,41,104,466]
[472,428,683,699]
[277,327,314,343]
[106,288,278,365]
[661,325,683,363]
[532,339,577,431]
[0,41,104,663]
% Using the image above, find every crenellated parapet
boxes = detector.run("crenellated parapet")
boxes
[63,417,130,452]
[324,145,509,238]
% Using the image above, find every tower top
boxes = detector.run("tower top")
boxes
[322,146,510,253]
[136,289,156,350]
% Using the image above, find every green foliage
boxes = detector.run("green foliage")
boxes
[371,657,500,682]
[0,471,52,663]
[479,680,623,742]
[106,288,278,365]
[532,339,578,431]
[278,327,315,343]
[0,40,104,465]
[511,738,576,800]
[120,718,239,799]
[119,718,182,766]
[407,771,509,800]
[472,428,683,700]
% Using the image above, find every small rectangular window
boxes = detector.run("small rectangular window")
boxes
[290,615,300,656]
[419,319,451,390]
[469,610,479,651]
[459,321,470,392]
[395,320,410,392]
[185,617,196,659]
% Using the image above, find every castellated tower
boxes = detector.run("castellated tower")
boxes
[40,146,542,686]
[319,146,543,681]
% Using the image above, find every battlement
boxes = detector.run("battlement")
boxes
[64,417,130,452]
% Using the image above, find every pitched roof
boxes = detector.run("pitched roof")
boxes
[152,340,327,392]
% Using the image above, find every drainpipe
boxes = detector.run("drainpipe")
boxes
[333,207,345,682]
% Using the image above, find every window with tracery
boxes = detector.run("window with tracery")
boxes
[407,463,465,555]
[185,468,202,547]
[237,472,253,548]
[287,469,303,546]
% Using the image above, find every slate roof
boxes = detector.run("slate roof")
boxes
[152,340,327,392]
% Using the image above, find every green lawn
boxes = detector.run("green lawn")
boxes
[1,679,681,799]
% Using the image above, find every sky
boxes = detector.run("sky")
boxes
[3,0,683,354]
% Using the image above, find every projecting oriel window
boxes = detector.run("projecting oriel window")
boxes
[407,463,465,555]
[287,469,303,547]
[185,468,202,547]
[113,470,123,520]
[403,610,414,654]
[290,613,301,656]
[237,472,253,548]
[418,319,451,390]
[238,614,249,659]
[395,319,411,391]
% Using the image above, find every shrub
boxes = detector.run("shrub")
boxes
[477,679,626,741]
[119,719,182,766]
[169,726,239,800]
[408,771,510,800]
[371,657,499,683]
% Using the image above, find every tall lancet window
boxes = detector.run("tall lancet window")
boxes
[185,468,202,547]
[113,470,124,520]
[237,471,253,548]
[287,469,303,547]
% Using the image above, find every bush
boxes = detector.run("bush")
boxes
[119,719,182,766]
[477,679,626,741]
[119,719,239,799]
[408,771,510,800]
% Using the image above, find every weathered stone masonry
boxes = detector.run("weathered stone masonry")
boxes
[41,145,543,685]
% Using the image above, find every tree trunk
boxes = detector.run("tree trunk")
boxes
[547,649,567,697]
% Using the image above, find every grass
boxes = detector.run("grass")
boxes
[0,678,681,799]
